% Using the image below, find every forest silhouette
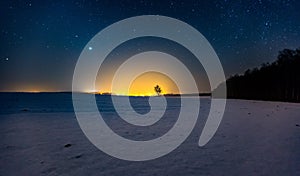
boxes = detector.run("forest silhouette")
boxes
[215,48,300,102]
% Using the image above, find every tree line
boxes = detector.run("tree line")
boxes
[215,48,300,102]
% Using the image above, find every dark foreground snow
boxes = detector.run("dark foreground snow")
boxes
[0,94,300,176]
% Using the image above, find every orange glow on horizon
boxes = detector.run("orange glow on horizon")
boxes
[95,72,180,96]
[27,90,41,93]
[128,72,179,96]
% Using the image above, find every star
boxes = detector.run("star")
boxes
[88,46,93,50]
[5,57,9,61]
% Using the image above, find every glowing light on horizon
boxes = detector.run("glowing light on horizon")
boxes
[94,71,180,96]
[27,90,41,93]
[128,72,179,96]
[85,89,100,94]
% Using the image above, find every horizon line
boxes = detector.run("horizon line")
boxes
[0,91,212,96]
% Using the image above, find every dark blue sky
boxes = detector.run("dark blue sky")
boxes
[0,0,299,91]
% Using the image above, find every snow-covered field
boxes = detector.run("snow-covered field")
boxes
[0,93,300,176]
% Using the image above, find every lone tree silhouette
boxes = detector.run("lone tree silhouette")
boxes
[154,85,162,96]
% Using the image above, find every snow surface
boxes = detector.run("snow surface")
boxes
[0,93,300,175]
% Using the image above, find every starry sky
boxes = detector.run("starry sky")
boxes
[0,0,299,92]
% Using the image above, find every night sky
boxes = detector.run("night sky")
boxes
[1,0,299,92]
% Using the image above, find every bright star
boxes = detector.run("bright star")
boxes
[88,46,93,50]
